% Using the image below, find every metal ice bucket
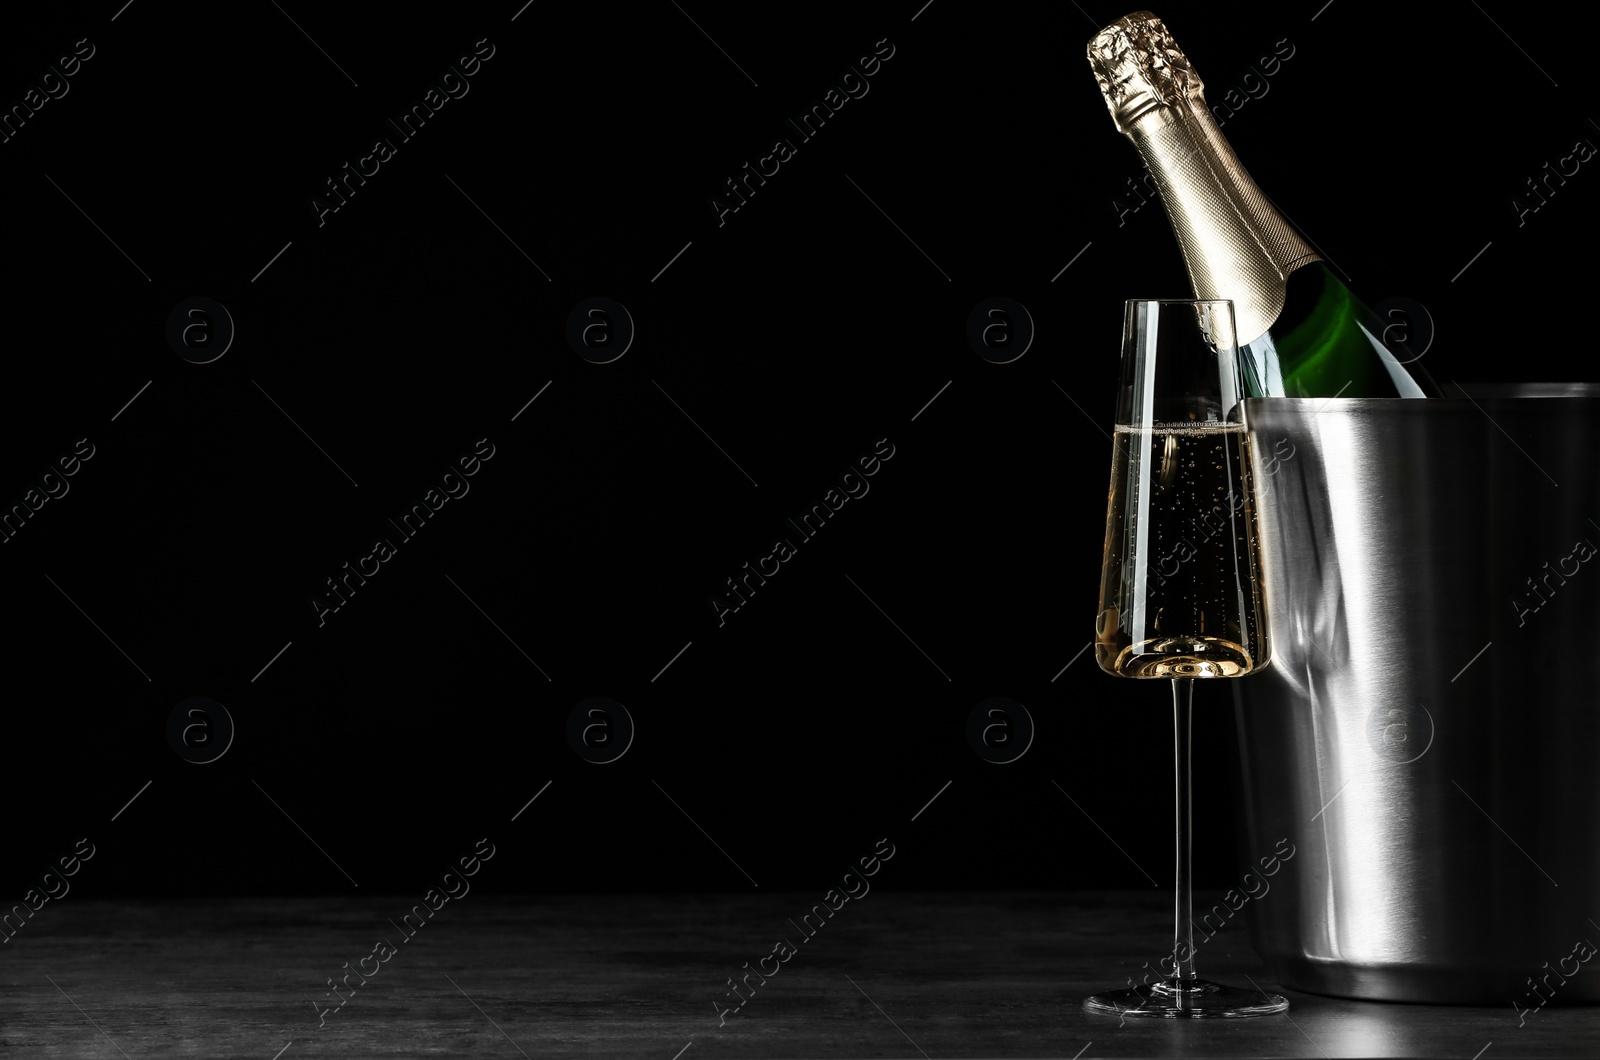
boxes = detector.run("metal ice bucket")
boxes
[1234,383,1600,1004]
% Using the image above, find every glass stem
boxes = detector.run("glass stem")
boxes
[1172,676,1196,985]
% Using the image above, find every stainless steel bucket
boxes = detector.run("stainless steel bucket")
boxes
[1234,384,1600,1004]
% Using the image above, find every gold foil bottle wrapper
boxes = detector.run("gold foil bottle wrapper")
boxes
[1085,10,1319,347]
[1087,10,1205,132]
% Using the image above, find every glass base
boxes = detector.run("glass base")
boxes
[1114,636,1254,678]
[1084,976,1288,1019]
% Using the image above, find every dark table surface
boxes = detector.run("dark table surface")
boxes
[3,891,1592,1058]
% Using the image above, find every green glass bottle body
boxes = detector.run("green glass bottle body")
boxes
[1241,262,1443,398]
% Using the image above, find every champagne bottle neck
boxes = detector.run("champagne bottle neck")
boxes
[1125,104,1319,345]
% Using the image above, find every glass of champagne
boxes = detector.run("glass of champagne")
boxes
[1084,299,1287,1019]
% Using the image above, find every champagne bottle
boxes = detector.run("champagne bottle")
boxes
[1086,12,1443,398]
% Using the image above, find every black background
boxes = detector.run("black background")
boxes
[0,0,1591,900]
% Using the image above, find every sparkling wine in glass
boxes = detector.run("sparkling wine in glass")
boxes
[1085,298,1286,1019]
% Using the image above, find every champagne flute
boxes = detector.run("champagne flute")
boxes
[1084,299,1287,1018]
